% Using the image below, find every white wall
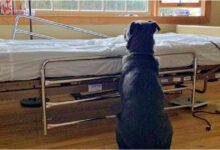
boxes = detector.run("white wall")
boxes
[209,1,220,26]
[0,24,176,39]
[0,1,219,39]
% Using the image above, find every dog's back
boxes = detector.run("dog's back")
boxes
[116,21,173,149]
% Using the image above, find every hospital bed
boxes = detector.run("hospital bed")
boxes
[1,15,220,135]
[176,25,220,93]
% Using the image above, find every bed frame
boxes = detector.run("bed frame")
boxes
[1,15,220,135]
[176,25,220,93]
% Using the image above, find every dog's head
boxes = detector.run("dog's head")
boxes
[124,20,160,54]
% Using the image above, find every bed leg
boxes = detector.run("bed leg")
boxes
[191,55,197,112]
[41,68,47,135]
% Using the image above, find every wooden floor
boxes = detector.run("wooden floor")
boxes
[0,81,220,149]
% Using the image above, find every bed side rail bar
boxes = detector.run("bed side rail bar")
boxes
[41,56,121,135]
[12,15,110,40]
[41,52,197,135]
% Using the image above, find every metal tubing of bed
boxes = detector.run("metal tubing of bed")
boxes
[46,94,120,108]
[12,16,20,40]
[192,54,198,112]
[41,52,197,135]
[12,15,110,40]
[163,87,192,93]
[45,75,120,86]
[15,29,56,40]
[47,115,116,129]
[41,56,121,135]
[41,63,48,135]
[156,52,197,112]
[165,105,191,110]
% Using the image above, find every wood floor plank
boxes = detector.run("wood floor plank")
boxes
[0,81,219,149]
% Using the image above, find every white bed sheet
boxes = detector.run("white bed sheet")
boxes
[0,33,220,82]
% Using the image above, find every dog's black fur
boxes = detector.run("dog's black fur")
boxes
[116,21,173,149]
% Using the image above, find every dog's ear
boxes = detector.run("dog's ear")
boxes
[125,22,142,50]
[129,22,143,36]
[153,22,161,33]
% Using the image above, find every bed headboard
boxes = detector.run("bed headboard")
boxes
[176,25,220,37]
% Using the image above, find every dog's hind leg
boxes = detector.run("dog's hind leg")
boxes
[159,132,173,149]
[116,130,130,149]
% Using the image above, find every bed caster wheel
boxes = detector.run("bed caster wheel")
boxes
[20,97,49,107]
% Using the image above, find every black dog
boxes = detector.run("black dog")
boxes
[116,21,173,149]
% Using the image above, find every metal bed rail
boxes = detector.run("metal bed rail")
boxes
[41,56,121,135]
[40,52,197,135]
[12,15,110,40]
[157,52,197,111]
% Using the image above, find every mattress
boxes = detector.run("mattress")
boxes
[0,33,220,82]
